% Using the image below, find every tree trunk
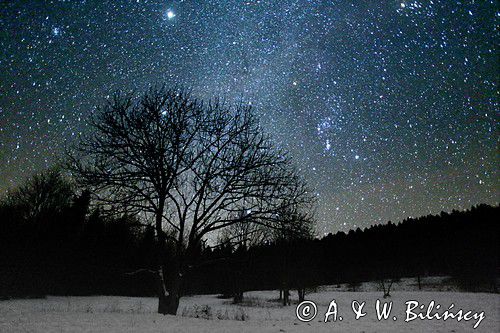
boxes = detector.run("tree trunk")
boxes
[232,265,244,304]
[233,291,243,304]
[158,292,180,315]
[297,287,305,303]
[157,265,182,315]
[155,201,182,315]
[281,244,290,306]
[282,288,290,306]
[158,292,169,314]
[381,279,393,298]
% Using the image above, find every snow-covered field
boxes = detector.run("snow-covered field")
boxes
[1,277,498,332]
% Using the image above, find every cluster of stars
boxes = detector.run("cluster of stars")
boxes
[0,0,497,234]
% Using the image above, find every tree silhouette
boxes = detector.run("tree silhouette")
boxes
[69,85,313,314]
[5,168,74,223]
[273,209,315,305]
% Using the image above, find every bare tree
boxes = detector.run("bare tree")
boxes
[69,85,313,315]
[273,208,315,305]
[216,215,268,303]
[219,211,270,250]
[379,278,395,298]
[5,168,74,222]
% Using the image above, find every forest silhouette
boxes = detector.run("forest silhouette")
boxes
[1,169,497,299]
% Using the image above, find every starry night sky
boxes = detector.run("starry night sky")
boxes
[1,0,498,235]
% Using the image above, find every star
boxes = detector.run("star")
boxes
[166,10,175,20]
[325,139,331,151]
[52,27,61,36]
[0,0,496,234]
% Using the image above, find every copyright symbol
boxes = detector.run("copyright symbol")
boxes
[296,300,317,322]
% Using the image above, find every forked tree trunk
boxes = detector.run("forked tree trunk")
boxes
[380,279,394,298]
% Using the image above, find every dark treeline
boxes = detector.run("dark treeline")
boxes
[1,170,498,299]
[190,203,498,297]
[0,170,157,298]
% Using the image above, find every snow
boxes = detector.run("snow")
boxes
[1,277,498,332]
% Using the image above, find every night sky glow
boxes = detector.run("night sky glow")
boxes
[0,0,498,234]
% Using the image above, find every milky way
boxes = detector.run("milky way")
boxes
[0,1,498,234]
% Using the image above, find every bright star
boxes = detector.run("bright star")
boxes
[52,27,61,36]
[325,139,331,151]
[166,10,175,20]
